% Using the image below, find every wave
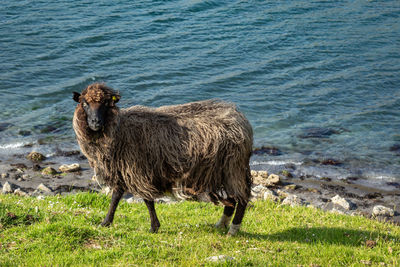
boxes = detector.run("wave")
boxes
[0,142,27,149]
[251,160,303,166]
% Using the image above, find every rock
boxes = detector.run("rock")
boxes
[2,181,14,194]
[0,122,12,131]
[389,144,400,152]
[321,159,343,166]
[18,130,31,136]
[298,127,340,139]
[59,163,81,173]
[26,152,46,162]
[280,170,293,178]
[252,146,282,156]
[206,255,235,262]
[253,172,280,186]
[41,167,57,175]
[14,188,28,197]
[331,195,356,210]
[37,183,52,193]
[126,196,143,204]
[307,188,320,194]
[276,189,289,199]
[22,174,30,180]
[372,205,395,217]
[156,196,176,204]
[32,164,41,171]
[263,190,280,202]
[284,184,298,190]
[266,174,280,186]
[281,194,305,207]
[251,185,270,199]
[10,163,27,170]
[1,173,9,179]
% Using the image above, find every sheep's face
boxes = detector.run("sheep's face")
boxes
[73,83,120,132]
[81,100,107,131]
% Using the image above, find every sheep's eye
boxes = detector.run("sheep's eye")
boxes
[82,102,88,108]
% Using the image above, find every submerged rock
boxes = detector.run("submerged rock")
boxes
[0,122,12,132]
[252,146,282,156]
[389,144,400,152]
[298,127,340,139]
[372,205,395,217]
[321,159,343,166]
[18,130,31,136]
[27,152,46,162]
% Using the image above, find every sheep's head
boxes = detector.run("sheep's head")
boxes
[73,83,120,132]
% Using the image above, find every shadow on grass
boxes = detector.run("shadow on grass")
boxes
[239,227,398,246]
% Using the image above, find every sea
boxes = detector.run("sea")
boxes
[1,0,399,188]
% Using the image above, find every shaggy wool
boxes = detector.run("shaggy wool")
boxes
[73,83,253,203]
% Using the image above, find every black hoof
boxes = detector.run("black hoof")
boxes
[149,227,159,233]
[100,221,111,227]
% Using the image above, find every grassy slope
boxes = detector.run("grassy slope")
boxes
[0,193,399,266]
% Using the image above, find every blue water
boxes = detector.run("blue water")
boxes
[1,0,400,185]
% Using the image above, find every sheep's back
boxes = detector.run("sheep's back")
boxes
[113,100,252,199]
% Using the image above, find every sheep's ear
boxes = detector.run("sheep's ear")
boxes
[73,92,81,103]
[111,94,120,104]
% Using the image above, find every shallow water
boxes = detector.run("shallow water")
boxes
[1,0,399,185]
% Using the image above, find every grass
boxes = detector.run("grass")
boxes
[0,192,399,266]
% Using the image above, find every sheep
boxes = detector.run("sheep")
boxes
[72,83,253,235]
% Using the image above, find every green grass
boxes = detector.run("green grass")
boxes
[0,193,399,266]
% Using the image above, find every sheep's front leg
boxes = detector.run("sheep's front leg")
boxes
[101,187,124,226]
[144,199,160,233]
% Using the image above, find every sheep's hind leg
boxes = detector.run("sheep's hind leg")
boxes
[101,187,124,227]
[215,198,236,229]
[144,200,160,233]
[227,200,247,236]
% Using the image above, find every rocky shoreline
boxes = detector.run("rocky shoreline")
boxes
[1,150,399,225]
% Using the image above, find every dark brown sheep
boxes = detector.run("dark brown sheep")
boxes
[72,83,253,235]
